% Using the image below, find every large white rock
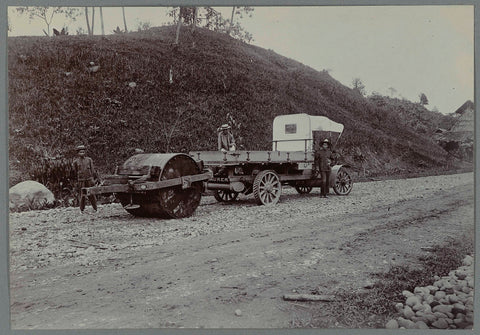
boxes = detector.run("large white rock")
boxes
[9,181,55,209]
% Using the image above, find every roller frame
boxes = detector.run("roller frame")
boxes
[82,171,212,196]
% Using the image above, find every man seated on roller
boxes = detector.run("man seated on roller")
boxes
[217,124,236,152]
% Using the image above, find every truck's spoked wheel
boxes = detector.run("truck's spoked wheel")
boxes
[214,190,239,202]
[295,185,313,194]
[253,170,282,205]
[333,167,353,195]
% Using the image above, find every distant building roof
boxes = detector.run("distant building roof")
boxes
[454,100,474,115]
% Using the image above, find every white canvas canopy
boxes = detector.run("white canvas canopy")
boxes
[272,113,344,151]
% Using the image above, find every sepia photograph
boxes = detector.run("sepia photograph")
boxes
[4,3,475,331]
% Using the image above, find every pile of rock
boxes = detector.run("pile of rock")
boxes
[385,255,474,329]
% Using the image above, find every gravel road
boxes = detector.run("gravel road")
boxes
[9,172,474,329]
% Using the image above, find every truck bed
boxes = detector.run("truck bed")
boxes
[189,150,314,165]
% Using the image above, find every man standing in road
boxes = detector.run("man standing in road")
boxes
[315,139,334,198]
[73,145,98,212]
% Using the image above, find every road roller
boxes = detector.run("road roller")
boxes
[81,153,212,218]
[83,113,352,218]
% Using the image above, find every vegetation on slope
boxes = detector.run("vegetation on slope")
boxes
[9,26,456,190]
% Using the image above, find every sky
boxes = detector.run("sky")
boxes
[7,5,474,115]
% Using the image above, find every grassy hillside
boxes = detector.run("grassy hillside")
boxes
[8,26,458,189]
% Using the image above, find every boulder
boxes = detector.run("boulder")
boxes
[9,181,55,209]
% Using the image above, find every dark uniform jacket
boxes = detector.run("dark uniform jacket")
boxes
[218,131,235,151]
[73,157,97,182]
[315,147,334,172]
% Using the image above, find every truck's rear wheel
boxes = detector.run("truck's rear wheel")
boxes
[253,170,282,206]
[295,185,313,194]
[214,190,239,202]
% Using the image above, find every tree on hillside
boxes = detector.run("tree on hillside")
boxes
[419,93,429,105]
[388,87,397,97]
[99,7,105,35]
[352,78,366,96]
[227,7,254,38]
[84,7,91,35]
[91,7,95,34]
[168,6,254,43]
[122,7,128,33]
[16,6,79,36]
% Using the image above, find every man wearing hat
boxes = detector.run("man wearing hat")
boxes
[315,139,335,198]
[217,124,236,152]
[72,145,98,212]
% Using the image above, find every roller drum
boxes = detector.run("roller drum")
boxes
[116,153,203,219]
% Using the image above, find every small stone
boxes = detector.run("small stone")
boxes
[424,294,434,304]
[447,294,459,304]
[397,317,416,329]
[422,312,437,323]
[415,321,429,329]
[452,303,465,314]
[434,291,446,300]
[395,303,404,312]
[235,309,242,316]
[434,312,448,319]
[385,319,399,329]
[412,303,424,312]
[444,287,455,295]
[433,305,453,314]
[462,255,473,266]
[414,287,427,295]
[403,305,415,319]
[426,285,438,294]
[422,302,432,313]
[432,318,449,329]
[461,286,471,294]
[402,290,414,298]
[406,296,421,307]
[455,271,467,280]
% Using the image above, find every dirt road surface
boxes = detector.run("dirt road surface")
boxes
[9,172,474,329]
